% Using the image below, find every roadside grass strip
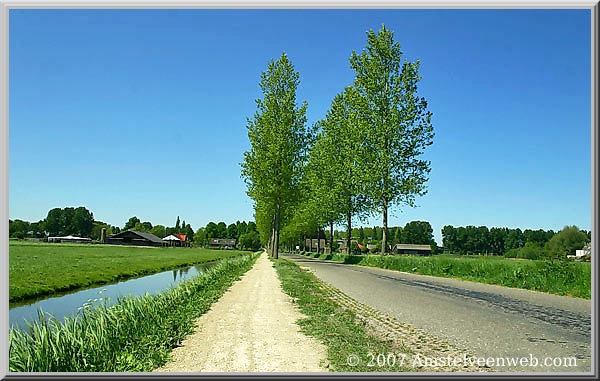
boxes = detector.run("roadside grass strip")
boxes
[273,257,485,372]
[298,252,591,299]
[9,253,260,372]
[9,241,250,303]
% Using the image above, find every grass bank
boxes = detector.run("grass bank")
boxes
[295,251,591,299]
[9,241,249,303]
[273,257,415,372]
[9,253,260,372]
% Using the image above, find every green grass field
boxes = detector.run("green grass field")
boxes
[9,241,249,303]
[10,254,260,372]
[296,251,591,299]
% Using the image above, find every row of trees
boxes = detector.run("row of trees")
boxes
[192,220,261,250]
[45,207,95,237]
[9,207,119,240]
[10,209,259,249]
[242,25,435,258]
[441,224,591,259]
[327,221,437,251]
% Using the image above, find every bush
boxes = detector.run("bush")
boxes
[11,231,25,240]
[546,226,589,258]
[504,242,546,260]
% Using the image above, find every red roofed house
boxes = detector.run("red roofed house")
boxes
[173,233,190,247]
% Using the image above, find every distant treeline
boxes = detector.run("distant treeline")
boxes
[193,221,260,250]
[441,225,591,259]
[9,207,261,250]
[9,207,103,240]
[330,221,437,251]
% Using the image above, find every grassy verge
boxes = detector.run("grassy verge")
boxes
[9,241,249,302]
[273,257,415,372]
[295,251,591,299]
[9,253,260,372]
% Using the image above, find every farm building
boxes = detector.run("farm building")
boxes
[305,238,326,252]
[106,230,163,247]
[395,243,432,256]
[162,233,190,247]
[174,233,190,247]
[338,239,359,254]
[48,235,92,244]
[209,238,237,249]
[569,242,592,260]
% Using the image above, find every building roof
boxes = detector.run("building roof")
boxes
[48,235,91,240]
[395,244,432,251]
[110,230,163,243]
[162,234,181,241]
[174,233,187,241]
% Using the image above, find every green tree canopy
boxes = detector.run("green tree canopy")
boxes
[349,24,434,254]
[241,52,312,259]
[124,216,140,231]
[546,225,590,259]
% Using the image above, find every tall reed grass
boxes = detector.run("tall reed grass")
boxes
[9,253,260,372]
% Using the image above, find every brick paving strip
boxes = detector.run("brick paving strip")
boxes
[155,252,329,372]
[298,265,488,372]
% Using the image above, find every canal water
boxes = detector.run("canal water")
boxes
[9,262,216,330]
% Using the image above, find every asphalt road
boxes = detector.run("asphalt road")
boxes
[284,254,593,373]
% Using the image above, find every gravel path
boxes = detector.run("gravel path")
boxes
[155,252,328,373]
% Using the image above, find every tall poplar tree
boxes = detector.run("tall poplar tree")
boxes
[241,53,311,259]
[350,25,434,254]
[312,87,371,253]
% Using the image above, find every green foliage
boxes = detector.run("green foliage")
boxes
[9,241,248,303]
[545,225,590,259]
[504,242,546,260]
[123,217,140,231]
[43,207,95,237]
[133,221,153,233]
[11,231,25,239]
[349,25,434,253]
[241,53,312,258]
[9,254,259,372]
[149,225,167,239]
[401,221,436,247]
[442,225,558,256]
[239,230,261,251]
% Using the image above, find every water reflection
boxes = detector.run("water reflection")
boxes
[9,262,215,330]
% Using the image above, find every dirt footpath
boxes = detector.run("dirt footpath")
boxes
[155,252,328,373]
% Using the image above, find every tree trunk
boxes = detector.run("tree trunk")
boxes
[381,198,388,255]
[267,228,273,257]
[330,221,334,254]
[317,229,321,254]
[346,208,352,254]
[302,233,306,251]
[273,205,280,259]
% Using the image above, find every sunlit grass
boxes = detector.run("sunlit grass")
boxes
[297,252,591,299]
[9,253,260,372]
[9,241,249,302]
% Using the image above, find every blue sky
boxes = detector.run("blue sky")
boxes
[9,9,591,244]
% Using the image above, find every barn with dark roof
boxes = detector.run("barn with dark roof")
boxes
[106,230,164,247]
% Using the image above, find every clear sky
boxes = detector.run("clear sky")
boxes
[9,9,592,244]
